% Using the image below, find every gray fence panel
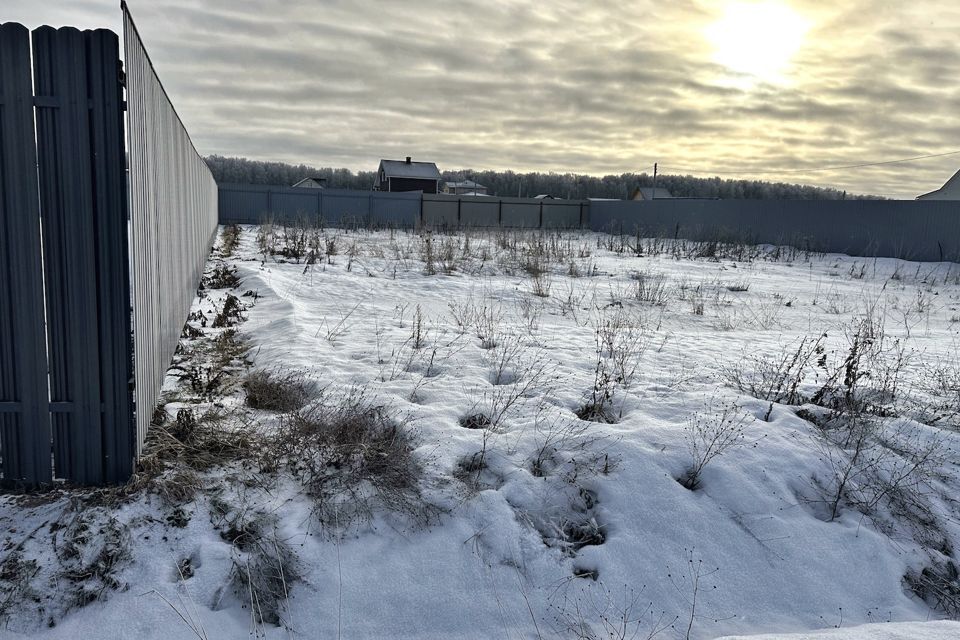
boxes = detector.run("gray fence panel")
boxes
[33,26,133,484]
[0,23,51,485]
[422,194,459,227]
[124,3,219,458]
[274,190,320,222]
[219,186,270,224]
[217,184,419,227]
[589,200,960,262]
[369,192,420,227]
[500,199,540,228]
[542,201,583,229]
[320,189,368,225]
[460,196,499,227]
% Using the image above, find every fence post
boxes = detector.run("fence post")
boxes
[0,23,52,485]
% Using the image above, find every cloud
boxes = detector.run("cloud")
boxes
[4,0,959,197]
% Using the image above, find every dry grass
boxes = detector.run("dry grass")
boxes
[273,390,435,535]
[242,370,311,412]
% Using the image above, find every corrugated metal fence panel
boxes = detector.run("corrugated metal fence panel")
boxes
[0,23,51,485]
[368,192,421,227]
[589,199,960,262]
[32,26,133,484]
[217,183,420,227]
[421,194,587,229]
[86,28,135,482]
[124,4,219,456]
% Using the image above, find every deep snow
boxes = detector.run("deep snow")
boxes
[2,226,959,640]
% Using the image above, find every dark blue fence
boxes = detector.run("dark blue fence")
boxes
[219,183,420,227]
[590,199,960,262]
[0,23,133,485]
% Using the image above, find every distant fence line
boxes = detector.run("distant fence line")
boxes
[219,183,960,262]
[218,183,420,227]
[219,183,586,229]
[589,199,960,263]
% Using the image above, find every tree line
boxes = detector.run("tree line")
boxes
[205,155,881,200]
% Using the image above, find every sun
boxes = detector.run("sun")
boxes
[705,1,811,83]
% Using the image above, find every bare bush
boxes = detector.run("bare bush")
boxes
[811,414,948,522]
[210,502,298,629]
[723,334,826,406]
[550,581,677,640]
[810,316,909,419]
[578,309,646,423]
[905,562,960,618]
[274,391,434,535]
[474,299,504,349]
[680,402,754,490]
[204,264,240,290]
[531,411,616,480]
[220,225,241,257]
[242,370,310,412]
[212,294,244,328]
[631,270,670,306]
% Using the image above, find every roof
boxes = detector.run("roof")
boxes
[534,194,555,199]
[378,159,441,181]
[291,177,327,188]
[445,179,487,189]
[632,187,673,200]
[917,168,960,200]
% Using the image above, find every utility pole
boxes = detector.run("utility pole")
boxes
[652,162,658,200]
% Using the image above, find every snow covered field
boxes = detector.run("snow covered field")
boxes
[2,225,960,639]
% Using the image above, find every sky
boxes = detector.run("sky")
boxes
[3,0,959,198]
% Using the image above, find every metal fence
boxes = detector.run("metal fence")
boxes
[421,194,585,229]
[590,199,960,262]
[218,184,587,230]
[219,183,420,227]
[0,23,133,485]
[0,9,217,486]
[124,3,219,458]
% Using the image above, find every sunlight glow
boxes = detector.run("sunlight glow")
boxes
[705,1,811,83]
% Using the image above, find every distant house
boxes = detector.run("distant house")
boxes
[631,187,673,200]
[374,157,441,193]
[917,169,960,200]
[292,176,327,189]
[533,194,556,200]
[444,180,489,196]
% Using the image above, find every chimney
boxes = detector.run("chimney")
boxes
[405,156,411,164]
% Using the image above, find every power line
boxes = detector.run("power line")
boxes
[657,149,960,177]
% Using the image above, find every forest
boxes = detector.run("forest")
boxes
[204,155,882,200]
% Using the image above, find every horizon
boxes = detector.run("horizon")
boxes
[4,0,959,199]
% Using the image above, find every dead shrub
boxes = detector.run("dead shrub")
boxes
[679,401,754,490]
[212,294,244,328]
[905,562,960,618]
[243,370,310,412]
[210,501,298,628]
[220,224,241,257]
[723,334,826,406]
[55,512,131,611]
[204,265,240,290]
[274,391,434,535]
